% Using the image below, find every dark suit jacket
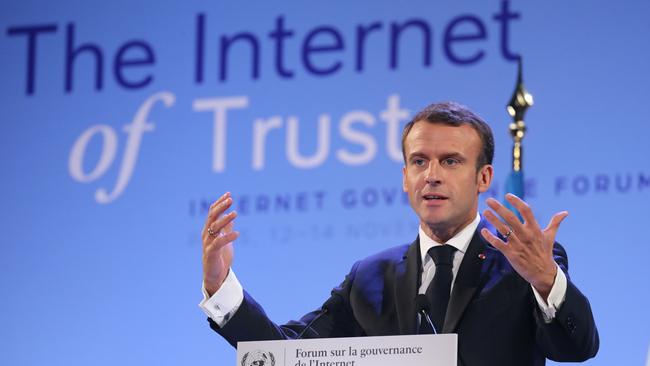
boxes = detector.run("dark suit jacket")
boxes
[210,220,599,366]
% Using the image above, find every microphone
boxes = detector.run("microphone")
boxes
[296,294,344,339]
[415,294,437,334]
[417,295,466,366]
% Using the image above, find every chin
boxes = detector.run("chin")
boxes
[420,216,450,228]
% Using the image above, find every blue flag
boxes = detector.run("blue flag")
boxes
[504,170,524,221]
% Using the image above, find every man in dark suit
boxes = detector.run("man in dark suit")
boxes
[199,102,599,365]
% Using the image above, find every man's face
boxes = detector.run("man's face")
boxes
[402,122,493,240]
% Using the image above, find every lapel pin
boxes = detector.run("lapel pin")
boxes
[478,253,486,260]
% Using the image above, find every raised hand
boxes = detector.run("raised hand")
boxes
[480,193,568,300]
[202,192,239,296]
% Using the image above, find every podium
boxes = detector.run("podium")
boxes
[237,334,457,366]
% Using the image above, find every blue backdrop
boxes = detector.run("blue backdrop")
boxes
[2,1,648,365]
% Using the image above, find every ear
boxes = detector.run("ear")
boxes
[476,164,494,193]
[402,165,408,192]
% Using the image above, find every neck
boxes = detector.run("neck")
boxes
[421,214,476,243]
[422,226,459,244]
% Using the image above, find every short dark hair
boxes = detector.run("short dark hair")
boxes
[401,101,494,168]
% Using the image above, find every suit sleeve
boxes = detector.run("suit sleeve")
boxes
[209,261,364,347]
[533,243,600,361]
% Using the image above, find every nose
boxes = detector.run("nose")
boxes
[425,161,442,185]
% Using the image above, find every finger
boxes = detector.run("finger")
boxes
[205,197,234,225]
[203,211,237,242]
[209,211,238,234]
[505,193,540,230]
[543,211,569,238]
[480,228,509,253]
[482,209,513,239]
[201,207,237,245]
[485,197,525,232]
[204,219,238,252]
[210,192,232,214]
[222,220,234,234]
[209,192,231,211]
[205,230,240,253]
[203,193,230,227]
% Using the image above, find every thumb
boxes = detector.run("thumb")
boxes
[544,211,569,238]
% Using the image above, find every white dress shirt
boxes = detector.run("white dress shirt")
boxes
[200,213,567,326]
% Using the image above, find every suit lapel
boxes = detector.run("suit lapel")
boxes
[442,220,496,333]
[394,239,421,334]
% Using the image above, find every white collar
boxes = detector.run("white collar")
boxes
[418,213,480,264]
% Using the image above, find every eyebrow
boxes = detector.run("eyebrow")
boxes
[441,152,466,161]
[407,151,466,161]
[406,152,429,162]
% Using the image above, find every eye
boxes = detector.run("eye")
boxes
[413,158,426,166]
[442,157,460,166]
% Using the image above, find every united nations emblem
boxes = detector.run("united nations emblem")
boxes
[241,350,276,366]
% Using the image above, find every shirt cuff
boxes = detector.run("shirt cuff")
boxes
[531,264,567,323]
[198,270,244,327]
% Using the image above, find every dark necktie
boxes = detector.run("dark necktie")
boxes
[425,245,457,333]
